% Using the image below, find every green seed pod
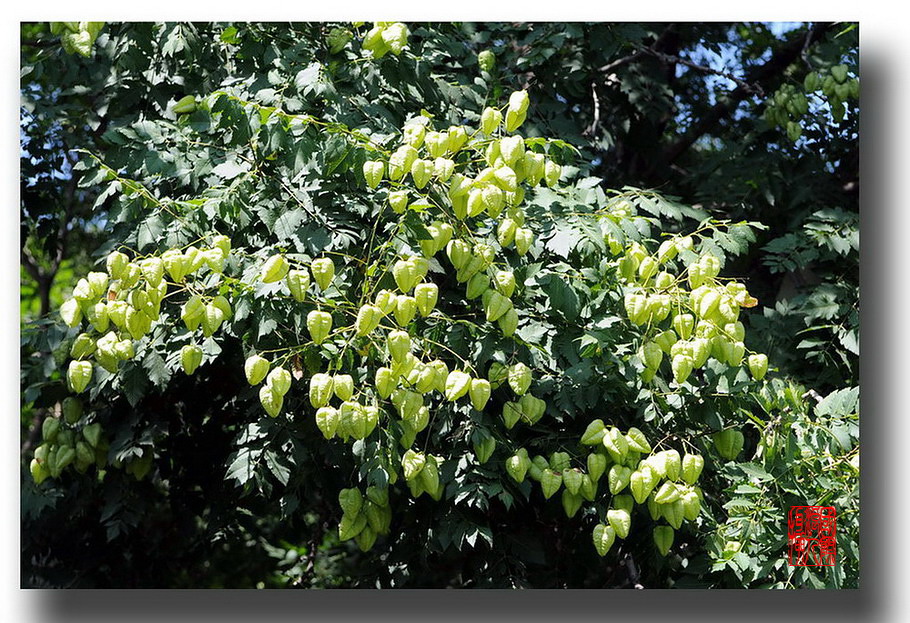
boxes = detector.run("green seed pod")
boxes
[309,373,334,409]
[180,344,203,375]
[333,374,355,401]
[374,289,398,315]
[259,384,283,417]
[60,299,83,328]
[67,360,93,394]
[393,296,417,326]
[172,95,197,114]
[608,508,632,539]
[608,464,632,495]
[603,427,629,463]
[518,394,546,424]
[402,122,425,148]
[514,228,533,256]
[473,433,496,464]
[483,290,512,323]
[713,429,745,460]
[414,283,438,317]
[580,419,606,446]
[502,401,521,429]
[267,367,292,397]
[671,354,694,384]
[540,468,562,499]
[355,305,383,336]
[105,251,129,279]
[625,427,651,453]
[653,526,674,556]
[424,131,448,158]
[493,270,516,297]
[498,307,519,337]
[748,353,769,380]
[374,367,397,399]
[311,258,335,291]
[286,269,310,302]
[562,489,583,518]
[505,449,530,483]
[492,165,517,193]
[629,469,654,505]
[468,378,491,411]
[593,524,616,557]
[466,273,490,300]
[681,453,705,484]
[478,49,495,73]
[444,371,471,402]
[244,355,270,386]
[363,160,384,189]
[640,341,663,371]
[401,449,426,481]
[387,330,411,363]
[507,362,532,396]
[480,107,502,136]
[410,158,433,189]
[389,190,409,214]
[504,108,526,133]
[62,397,83,424]
[70,333,97,360]
[261,254,290,284]
[587,453,608,482]
[306,310,333,345]
[673,314,695,341]
[392,258,417,293]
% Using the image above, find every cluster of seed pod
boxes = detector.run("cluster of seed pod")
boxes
[360,88,564,341]
[337,486,393,552]
[246,254,338,419]
[43,237,234,482]
[288,88,567,545]
[29,398,109,484]
[51,82,735,559]
[766,63,859,140]
[58,236,233,397]
[505,419,706,556]
[361,21,409,59]
[615,235,768,386]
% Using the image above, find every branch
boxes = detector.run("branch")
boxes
[800,26,815,69]
[661,22,833,167]
[598,50,646,75]
[597,24,677,75]
[641,48,764,97]
[20,246,42,284]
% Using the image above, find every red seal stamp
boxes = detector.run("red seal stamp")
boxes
[788,506,837,566]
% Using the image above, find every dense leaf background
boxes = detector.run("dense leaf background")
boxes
[20,22,858,588]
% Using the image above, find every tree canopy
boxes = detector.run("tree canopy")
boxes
[20,21,858,589]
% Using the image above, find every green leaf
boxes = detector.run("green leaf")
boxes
[226,447,259,486]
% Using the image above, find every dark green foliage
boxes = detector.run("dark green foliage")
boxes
[21,22,857,589]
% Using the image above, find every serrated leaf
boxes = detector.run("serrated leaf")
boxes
[226,447,259,486]
[143,350,170,387]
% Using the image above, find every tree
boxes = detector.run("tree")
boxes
[21,21,858,589]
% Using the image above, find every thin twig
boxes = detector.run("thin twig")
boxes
[800,22,816,70]
[584,83,601,138]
